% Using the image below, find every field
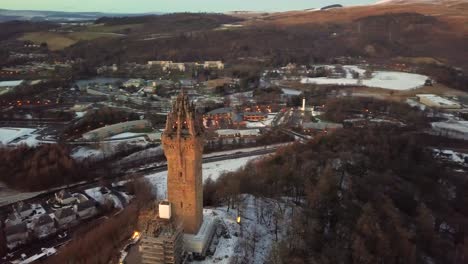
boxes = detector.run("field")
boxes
[19,31,124,50]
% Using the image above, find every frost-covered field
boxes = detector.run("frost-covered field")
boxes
[145,155,264,199]
[301,65,428,90]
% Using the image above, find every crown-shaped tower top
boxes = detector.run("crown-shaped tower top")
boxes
[164,91,204,137]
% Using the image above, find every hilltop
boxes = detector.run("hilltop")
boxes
[0,8,163,22]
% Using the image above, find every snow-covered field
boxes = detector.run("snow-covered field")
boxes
[0,127,37,145]
[301,65,428,90]
[145,155,264,199]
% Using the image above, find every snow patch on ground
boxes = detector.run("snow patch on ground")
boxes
[108,132,146,140]
[71,147,103,161]
[301,66,428,90]
[281,88,302,96]
[75,112,86,118]
[433,149,468,165]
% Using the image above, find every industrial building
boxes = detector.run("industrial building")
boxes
[82,120,151,141]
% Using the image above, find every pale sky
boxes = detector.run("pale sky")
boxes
[0,0,376,13]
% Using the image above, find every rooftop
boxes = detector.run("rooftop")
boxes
[432,120,468,133]
[207,107,233,115]
[0,80,23,87]
[34,214,54,226]
[55,208,75,219]
[77,200,96,211]
[417,94,461,107]
[5,223,28,236]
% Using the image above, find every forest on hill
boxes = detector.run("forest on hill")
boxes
[204,128,468,263]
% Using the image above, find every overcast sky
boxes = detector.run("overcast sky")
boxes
[1,0,377,13]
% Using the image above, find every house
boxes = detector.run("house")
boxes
[243,112,268,122]
[16,202,33,218]
[75,200,98,219]
[167,63,186,72]
[123,79,145,88]
[203,61,224,70]
[54,208,76,228]
[214,129,261,144]
[32,214,56,239]
[148,60,172,67]
[55,190,77,205]
[4,223,29,249]
[206,107,233,119]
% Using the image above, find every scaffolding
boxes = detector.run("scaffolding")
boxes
[138,202,185,264]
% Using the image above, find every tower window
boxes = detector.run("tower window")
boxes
[180,202,183,208]
[179,172,182,178]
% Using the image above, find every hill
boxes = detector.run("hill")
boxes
[59,6,468,73]
[0,9,162,22]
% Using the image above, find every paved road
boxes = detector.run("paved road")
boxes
[133,147,278,174]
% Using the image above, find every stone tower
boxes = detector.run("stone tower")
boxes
[162,92,204,234]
